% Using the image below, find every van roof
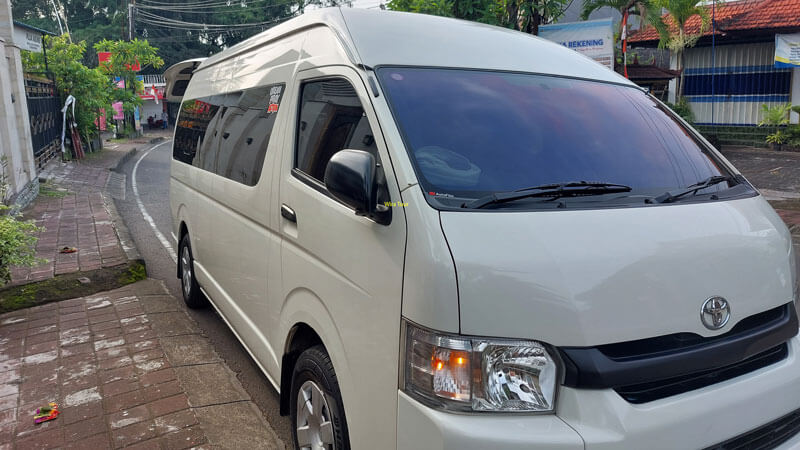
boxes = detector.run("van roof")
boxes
[198,8,633,86]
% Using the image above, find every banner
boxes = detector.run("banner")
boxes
[539,18,615,70]
[775,33,800,68]
[112,102,124,120]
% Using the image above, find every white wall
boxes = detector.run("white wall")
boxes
[0,0,37,206]
[140,99,164,126]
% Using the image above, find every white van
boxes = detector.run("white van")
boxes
[168,8,800,450]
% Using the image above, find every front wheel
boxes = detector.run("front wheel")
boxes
[290,345,350,450]
[178,234,207,309]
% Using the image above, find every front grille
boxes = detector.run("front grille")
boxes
[615,343,788,404]
[704,406,800,450]
[599,305,787,360]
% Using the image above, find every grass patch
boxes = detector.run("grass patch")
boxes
[38,185,71,198]
[0,260,147,313]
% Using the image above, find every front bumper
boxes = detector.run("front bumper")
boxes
[398,335,800,449]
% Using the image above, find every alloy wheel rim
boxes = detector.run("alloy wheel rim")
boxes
[181,246,192,298]
[296,380,335,450]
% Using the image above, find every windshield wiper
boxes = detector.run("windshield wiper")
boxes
[654,175,734,204]
[462,181,632,209]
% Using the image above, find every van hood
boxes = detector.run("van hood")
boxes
[440,196,795,347]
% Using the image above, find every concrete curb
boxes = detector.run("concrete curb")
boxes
[111,147,138,173]
[105,192,142,262]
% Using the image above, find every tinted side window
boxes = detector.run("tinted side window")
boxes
[217,84,285,186]
[295,79,378,181]
[173,84,285,186]
[173,97,222,165]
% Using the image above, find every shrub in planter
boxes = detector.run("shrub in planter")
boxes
[766,130,789,152]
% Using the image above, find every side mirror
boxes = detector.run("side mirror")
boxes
[324,149,391,225]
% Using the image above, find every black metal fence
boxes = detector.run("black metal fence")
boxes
[24,75,61,167]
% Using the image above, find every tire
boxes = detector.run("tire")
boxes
[290,345,350,450]
[178,234,207,309]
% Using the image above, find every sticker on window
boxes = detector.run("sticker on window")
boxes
[267,85,283,113]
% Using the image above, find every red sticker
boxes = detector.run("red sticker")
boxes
[267,103,279,113]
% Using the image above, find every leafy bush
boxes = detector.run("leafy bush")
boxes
[765,130,789,145]
[758,103,791,127]
[665,97,695,124]
[0,209,43,284]
[0,159,44,284]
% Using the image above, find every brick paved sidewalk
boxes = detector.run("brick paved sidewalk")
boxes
[9,192,126,284]
[0,279,283,449]
[8,132,171,286]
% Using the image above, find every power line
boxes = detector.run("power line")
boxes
[135,9,297,29]
[137,0,308,10]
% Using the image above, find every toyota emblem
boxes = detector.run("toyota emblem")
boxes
[701,296,731,330]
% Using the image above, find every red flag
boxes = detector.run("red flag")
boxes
[622,11,629,78]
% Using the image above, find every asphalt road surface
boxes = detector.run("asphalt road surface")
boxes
[114,138,293,445]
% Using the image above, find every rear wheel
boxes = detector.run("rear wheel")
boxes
[291,345,349,450]
[179,234,207,309]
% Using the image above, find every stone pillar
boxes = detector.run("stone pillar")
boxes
[0,0,38,210]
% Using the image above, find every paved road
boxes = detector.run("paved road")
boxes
[114,138,293,446]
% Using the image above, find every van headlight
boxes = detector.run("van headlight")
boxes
[402,320,558,413]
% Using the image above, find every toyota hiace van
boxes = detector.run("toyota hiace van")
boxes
[168,8,800,449]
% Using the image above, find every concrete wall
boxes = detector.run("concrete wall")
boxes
[0,0,38,210]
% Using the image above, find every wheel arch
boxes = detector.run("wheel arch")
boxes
[176,220,190,279]
[280,322,323,416]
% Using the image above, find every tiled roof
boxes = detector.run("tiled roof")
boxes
[628,0,800,43]
[626,64,682,80]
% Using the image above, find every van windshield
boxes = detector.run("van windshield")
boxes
[377,68,733,210]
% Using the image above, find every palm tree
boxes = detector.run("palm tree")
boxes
[655,0,710,99]
[580,0,665,47]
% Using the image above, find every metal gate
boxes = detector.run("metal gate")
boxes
[24,74,61,168]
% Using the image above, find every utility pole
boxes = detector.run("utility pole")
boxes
[48,0,64,35]
[59,0,71,42]
[128,0,134,41]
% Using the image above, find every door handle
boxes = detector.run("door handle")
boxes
[281,204,296,223]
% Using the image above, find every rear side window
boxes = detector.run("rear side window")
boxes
[173,83,285,186]
[173,97,222,166]
[295,78,378,182]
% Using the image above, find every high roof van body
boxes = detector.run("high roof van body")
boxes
[169,8,800,449]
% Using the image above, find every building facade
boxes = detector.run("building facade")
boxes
[629,0,800,126]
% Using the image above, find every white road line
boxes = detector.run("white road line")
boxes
[132,140,178,263]
[171,232,177,243]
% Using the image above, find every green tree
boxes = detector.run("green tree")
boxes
[94,38,164,95]
[12,0,128,66]
[580,0,665,48]
[94,39,164,132]
[21,34,116,140]
[655,0,710,99]
[387,0,569,34]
